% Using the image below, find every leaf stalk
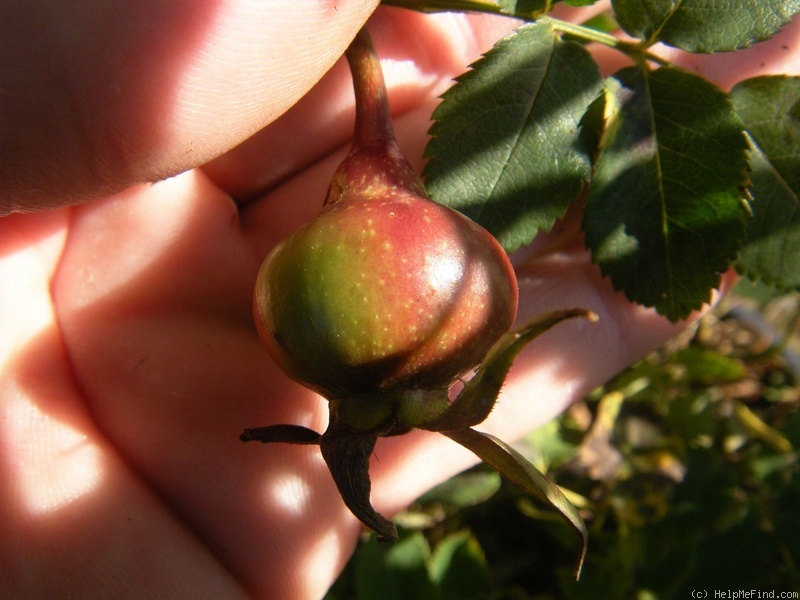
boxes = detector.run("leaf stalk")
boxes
[382,0,673,67]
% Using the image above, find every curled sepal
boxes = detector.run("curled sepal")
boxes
[319,421,398,542]
[240,424,322,445]
[442,427,587,580]
[420,308,597,432]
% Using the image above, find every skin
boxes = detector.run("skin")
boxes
[1,1,798,598]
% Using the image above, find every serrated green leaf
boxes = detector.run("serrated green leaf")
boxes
[429,532,490,600]
[732,77,800,193]
[423,19,603,252]
[583,65,749,321]
[736,140,800,290]
[732,76,800,290]
[611,0,800,52]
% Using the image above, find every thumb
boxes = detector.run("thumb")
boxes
[0,0,378,214]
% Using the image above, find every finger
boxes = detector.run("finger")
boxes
[0,212,246,599]
[52,170,359,599]
[1,0,378,214]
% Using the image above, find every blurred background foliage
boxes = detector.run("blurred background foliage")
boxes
[325,281,800,599]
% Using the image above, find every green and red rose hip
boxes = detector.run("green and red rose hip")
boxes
[242,28,592,572]
[254,175,518,399]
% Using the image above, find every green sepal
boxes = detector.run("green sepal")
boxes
[419,308,597,432]
[239,424,322,445]
[442,427,588,579]
[320,420,398,542]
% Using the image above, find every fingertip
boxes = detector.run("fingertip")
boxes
[1,0,380,213]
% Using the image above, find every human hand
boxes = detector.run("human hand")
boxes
[1,3,798,599]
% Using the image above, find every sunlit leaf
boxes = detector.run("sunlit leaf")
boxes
[423,19,603,252]
[577,10,620,33]
[521,418,583,471]
[582,65,749,321]
[354,533,437,600]
[733,401,794,454]
[732,76,800,290]
[673,347,747,383]
[429,532,491,600]
[611,0,800,52]
[496,0,548,16]
[417,470,502,508]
